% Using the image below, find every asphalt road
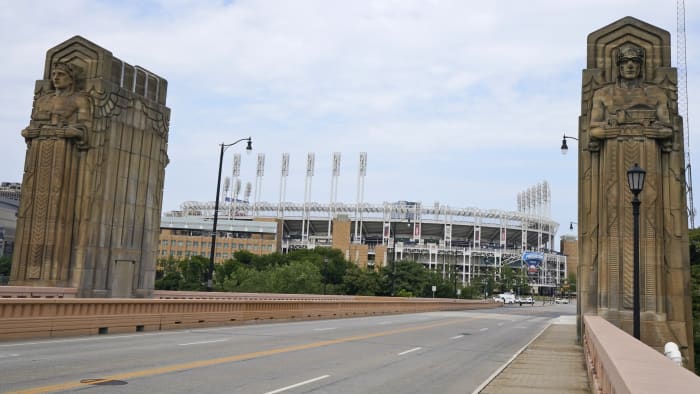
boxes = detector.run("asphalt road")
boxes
[0,302,576,394]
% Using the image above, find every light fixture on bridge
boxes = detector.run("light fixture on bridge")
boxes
[627,163,646,340]
[560,134,579,155]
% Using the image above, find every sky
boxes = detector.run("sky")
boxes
[1,0,699,249]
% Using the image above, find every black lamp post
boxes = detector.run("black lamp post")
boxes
[390,221,397,296]
[627,163,646,340]
[323,256,328,295]
[560,134,579,155]
[569,221,577,231]
[208,137,252,291]
[389,218,411,296]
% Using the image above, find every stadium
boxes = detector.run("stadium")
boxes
[161,171,566,294]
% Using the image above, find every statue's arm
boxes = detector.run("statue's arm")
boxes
[67,95,91,148]
[589,92,610,139]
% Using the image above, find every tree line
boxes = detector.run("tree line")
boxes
[154,248,552,299]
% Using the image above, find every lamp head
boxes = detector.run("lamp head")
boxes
[627,163,646,196]
[560,136,568,155]
[245,138,253,155]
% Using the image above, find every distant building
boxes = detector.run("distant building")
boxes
[0,182,20,201]
[560,235,578,279]
[0,182,20,257]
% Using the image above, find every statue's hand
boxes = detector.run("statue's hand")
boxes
[63,126,84,139]
[590,125,618,139]
[646,123,672,139]
[21,127,40,139]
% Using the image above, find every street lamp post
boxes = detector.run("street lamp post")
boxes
[388,217,413,296]
[627,163,646,340]
[323,256,328,295]
[560,134,579,155]
[390,221,398,296]
[208,137,252,291]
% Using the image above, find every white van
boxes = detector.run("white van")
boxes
[496,293,515,304]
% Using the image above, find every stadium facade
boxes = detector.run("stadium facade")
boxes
[160,181,566,293]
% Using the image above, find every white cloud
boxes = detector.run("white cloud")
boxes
[0,0,697,242]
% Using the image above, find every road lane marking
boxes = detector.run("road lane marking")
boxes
[0,353,20,358]
[264,375,330,394]
[7,318,470,394]
[313,328,336,331]
[479,328,489,332]
[450,335,464,340]
[178,339,229,346]
[398,347,422,356]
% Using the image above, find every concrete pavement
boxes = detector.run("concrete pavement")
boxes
[477,315,591,393]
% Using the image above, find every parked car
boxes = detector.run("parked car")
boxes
[555,298,570,304]
[520,296,534,305]
[494,293,515,304]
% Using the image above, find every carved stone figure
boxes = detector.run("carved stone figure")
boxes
[11,36,170,298]
[15,62,91,283]
[578,17,694,368]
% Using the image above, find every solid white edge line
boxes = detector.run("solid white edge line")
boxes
[471,320,554,394]
[264,375,330,394]
[313,327,336,331]
[450,335,464,340]
[398,347,422,356]
[178,339,229,346]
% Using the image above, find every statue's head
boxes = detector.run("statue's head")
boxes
[616,43,644,80]
[50,62,82,90]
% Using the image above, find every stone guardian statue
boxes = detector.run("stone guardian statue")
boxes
[578,17,694,368]
[11,36,170,298]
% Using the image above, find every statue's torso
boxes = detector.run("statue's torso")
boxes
[34,92,84,126]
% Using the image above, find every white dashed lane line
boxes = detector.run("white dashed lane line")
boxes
[264,375,330,394]
[398,347,422,356]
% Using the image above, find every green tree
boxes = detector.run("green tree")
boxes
[223,266,269,292]
[342,265,381,296]
[233,250,256,268]
[382,260,438,297]
[177,256,209,291]
[0,255,11,276]
[267,260,322,294]
[567,272,577,295]
[155,256,181,290]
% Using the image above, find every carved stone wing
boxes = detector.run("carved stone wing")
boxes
[88,85,131,121]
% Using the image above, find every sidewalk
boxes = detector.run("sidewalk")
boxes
[478,316,591,393]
